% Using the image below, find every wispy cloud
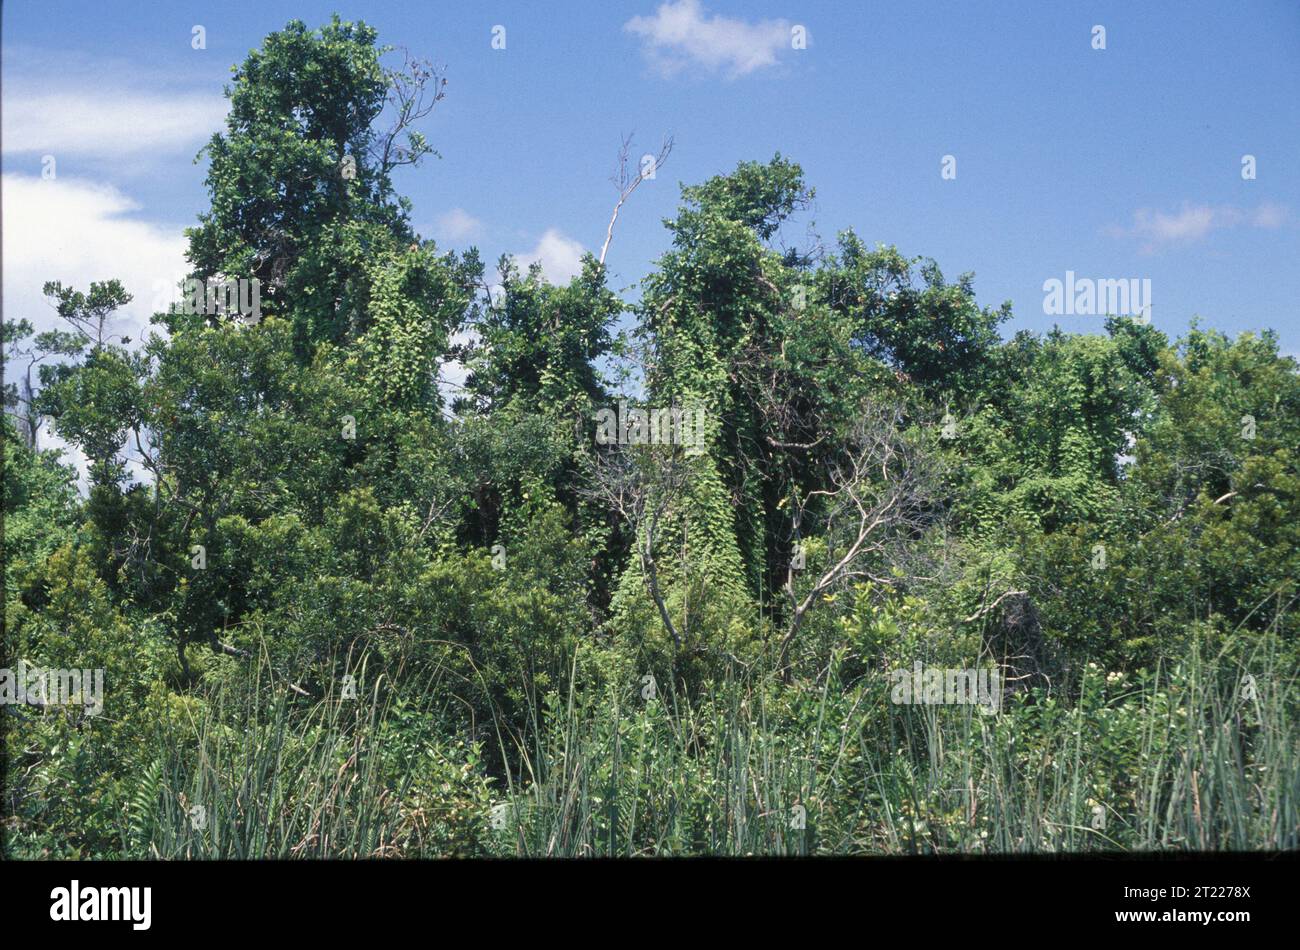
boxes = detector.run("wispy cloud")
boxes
[1108,202,1289,254]
[625,0,795,79]
[432,208,485,244]
[3,90,227,158]
[2,46,227,160]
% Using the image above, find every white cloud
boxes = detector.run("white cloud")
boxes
[1251,203,1288,229]
[3,89,227,158]
[432,207,485,244]
[625,0,794,78]
[1133,204,1217,243]
[1109,202,1289,253]
[511,228,586,284]
[2,173,187,346]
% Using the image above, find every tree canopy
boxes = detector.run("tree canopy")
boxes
[4,17,1296,859]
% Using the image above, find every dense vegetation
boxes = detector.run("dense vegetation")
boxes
[4,18,1296,857]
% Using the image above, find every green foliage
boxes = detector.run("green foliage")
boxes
[825,236,1009,400]
[5,17,1297,859]
[490,638,1297,855]
[1,416,79,593]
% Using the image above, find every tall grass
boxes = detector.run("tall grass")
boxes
[131,658,409,858]
[125,637,1298,857]
[496,641,1298,855]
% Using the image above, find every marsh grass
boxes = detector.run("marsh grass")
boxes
[133,656,408,858]
[127,635,1297,857]
[494,637,1298,856]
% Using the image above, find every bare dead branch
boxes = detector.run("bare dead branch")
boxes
[371,49,447,174]
[583,439,693,650]
[599,134,674,266]
[777,404,941,675]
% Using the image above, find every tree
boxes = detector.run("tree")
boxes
[182,16,456,351]
[823,236,1009,402]
[587,439,694,652]
[777,405,941,675]
[33,280,142,487]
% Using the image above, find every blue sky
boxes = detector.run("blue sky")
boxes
[4,0,1299,364]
